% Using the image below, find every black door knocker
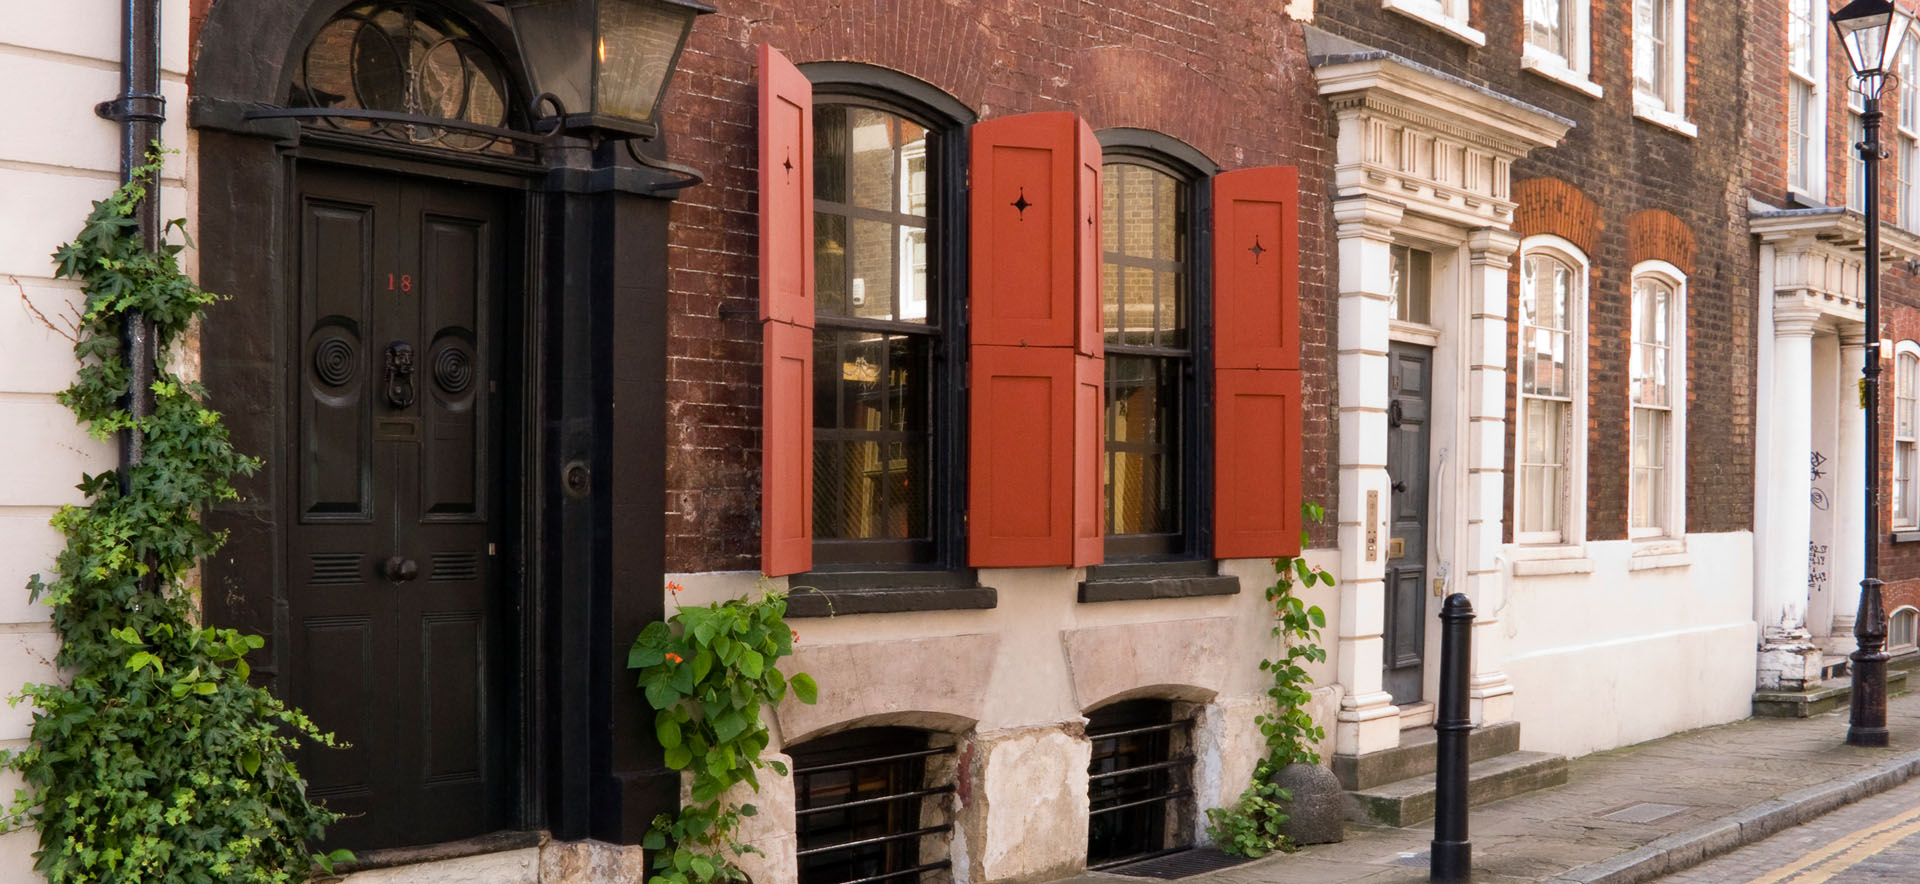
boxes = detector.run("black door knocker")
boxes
[1388,399,1405,428]
[385,341,417,409]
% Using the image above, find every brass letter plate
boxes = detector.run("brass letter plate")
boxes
[1389,537,1405,559]
[1366,491,1379,561]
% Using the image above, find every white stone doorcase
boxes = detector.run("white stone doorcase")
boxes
[1312,37,1569,757]
[1752,208,1918,689]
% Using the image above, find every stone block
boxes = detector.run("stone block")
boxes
[1270,762,1343,845]
[960,724,1090,884]
[1059,617,1232,710]
[538,840,647,884]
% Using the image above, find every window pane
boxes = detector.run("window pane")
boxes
[812,330,933,543]
[847,108,900,212]
[1529,0,1567,56]
[1105,355,1178,537]
[813,104,848,203]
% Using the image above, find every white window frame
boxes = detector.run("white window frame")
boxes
[1514,236,1590,550]
[1895,341,1920,530]
[1628,262,1688,540]
[1892,606,1920,652]
[1899,41,1919,230]
[1523,0,1602,98]
[1632,0,1695,136]
[1382,0,1485,46]
[1788,0,1827,201]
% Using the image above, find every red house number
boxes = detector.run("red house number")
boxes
[387,273,413,292]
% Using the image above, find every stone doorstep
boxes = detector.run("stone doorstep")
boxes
[1751,669,1911,718]
[1343,750,1571,828]
[1330,720,1522,791]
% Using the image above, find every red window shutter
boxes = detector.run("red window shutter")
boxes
[759,44,814,576]
[762,322,814,575]
[1214,369,1303,559]
[1074,354,1103,566]
[969,112,1103,568]
[758,44,814,327]
[970,112,1097,349]
[1213,166,1299,371]
[969,346,1076,567]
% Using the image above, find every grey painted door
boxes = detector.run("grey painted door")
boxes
[1383,342,1431,707]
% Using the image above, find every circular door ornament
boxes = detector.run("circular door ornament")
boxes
[433,344,473,395]
[313,336,358,387]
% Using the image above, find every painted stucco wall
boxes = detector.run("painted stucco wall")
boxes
[667,549,1342,884]
[1501,532,1758,757]
[0,0,194,877]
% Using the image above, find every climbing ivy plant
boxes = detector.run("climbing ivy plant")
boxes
[629,583,817,884]
[0,154,345,884]
[1206,501,1332,858]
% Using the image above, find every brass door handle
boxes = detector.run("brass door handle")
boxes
[384,555,419,582]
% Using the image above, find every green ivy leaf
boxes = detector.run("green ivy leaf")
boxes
[790,672,818,705]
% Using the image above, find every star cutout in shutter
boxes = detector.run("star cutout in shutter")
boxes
[1012,187,1033,219]
[783,150,794,182]
[1248,235,1267,264]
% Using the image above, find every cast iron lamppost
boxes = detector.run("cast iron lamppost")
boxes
[496,0,716,142]
[1834,0,1915,748]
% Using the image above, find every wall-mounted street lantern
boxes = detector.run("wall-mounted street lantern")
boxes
[1832,0,1915,749]
[496,0,716,141]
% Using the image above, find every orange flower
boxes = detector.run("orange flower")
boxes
[666,581,684,595]
[665,652,684,664]
[790,629,800,644]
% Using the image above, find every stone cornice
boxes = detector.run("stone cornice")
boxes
[1313,55,1573,158]
[1752,207,1920,326]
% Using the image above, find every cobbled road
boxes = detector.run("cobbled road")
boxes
[1653,776,1920,883]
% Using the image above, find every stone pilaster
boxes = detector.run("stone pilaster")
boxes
[1759,302,1825,691]
[1464,228,1518,725]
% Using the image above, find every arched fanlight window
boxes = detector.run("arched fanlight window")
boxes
[289,1,528,153]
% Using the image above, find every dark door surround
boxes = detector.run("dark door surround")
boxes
[191,0,683,849]
[1384,342,1432,708]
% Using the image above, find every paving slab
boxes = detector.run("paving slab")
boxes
[1142,690,1920,884]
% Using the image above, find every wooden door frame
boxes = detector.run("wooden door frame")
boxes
[191,0,681,852]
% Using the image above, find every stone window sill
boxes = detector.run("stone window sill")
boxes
[785,571,997,618]
[1633,99,1699,138]
[1628,551,1692,572]
[1079,560,1239,603]
[1511,555,1595,577]
[1381,0,1486,47]
[1893,529,1920,543]
[1522,48,1603,99]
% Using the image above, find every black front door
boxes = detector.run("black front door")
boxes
[1384,342,1431,707]
[288,165,515,850]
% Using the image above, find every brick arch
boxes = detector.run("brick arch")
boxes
[1513,178,1603,257]
[1627,209,1698,276]
[1076,47,1236,169]
[742,7,1001,112]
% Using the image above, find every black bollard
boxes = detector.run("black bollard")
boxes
[1431,593,1475,883]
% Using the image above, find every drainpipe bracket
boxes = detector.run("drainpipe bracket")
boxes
[96,93,168,124]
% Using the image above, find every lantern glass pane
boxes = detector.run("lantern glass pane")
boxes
[510,0,594,121]
[597,0,693,122]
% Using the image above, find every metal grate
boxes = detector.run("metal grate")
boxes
[792,728,955,884]
[309,553,364,585]
[1600,802,1692,824]
[1086,700,1195,869]
[1101,847,1253,880]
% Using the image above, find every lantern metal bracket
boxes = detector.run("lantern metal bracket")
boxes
[96,92,167,124]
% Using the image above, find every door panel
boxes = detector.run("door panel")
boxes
[289,166,513,851]
[1383,343,1431,707]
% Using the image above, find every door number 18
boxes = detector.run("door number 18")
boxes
[386,273,414,292]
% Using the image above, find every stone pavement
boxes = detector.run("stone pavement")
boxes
[1651,775,1920,883]
[1132,690,1920,884]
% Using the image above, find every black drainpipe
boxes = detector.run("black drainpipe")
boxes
[96,0,165,472]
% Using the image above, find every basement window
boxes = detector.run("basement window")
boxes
[1893,607,1919,654]
[1085,700,1196,869]
[792,728,957,884]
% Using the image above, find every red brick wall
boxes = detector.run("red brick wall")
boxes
[656,2,1336,572]
[1318,0,1756,542]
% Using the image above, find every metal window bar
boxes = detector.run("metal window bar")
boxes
[792,745,954,776]
[795,784,955,818]
[1087,755,1196,781]
[1086,720,1188,742]
[795,824,955,858]
[1087,790,1197,818]
[834,861,955,884]
[1088,845,1190,872]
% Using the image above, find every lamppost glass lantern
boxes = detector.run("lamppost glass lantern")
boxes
[1833,0,1916,96]
[498,0,715,140]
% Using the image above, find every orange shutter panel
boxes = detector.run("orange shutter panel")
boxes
[1214,369,1303,558]
[969,113,1103,568]
[1213,166,1299,370]
[970,346,1076,567]
[759,44,814,576]
[970,112,1093,349]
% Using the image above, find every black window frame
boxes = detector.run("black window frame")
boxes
[800,65,973,576]
[1084,699,1196,868]
[791,727,958,884]
[1093,131,1218,566]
